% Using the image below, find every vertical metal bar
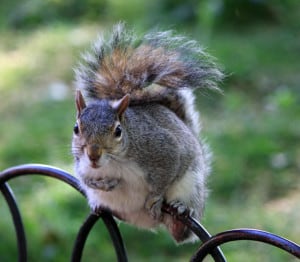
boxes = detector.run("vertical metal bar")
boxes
[101,211,128,262]
[71,213,100,262]
[71,212,128,262]
[0,183,27,262]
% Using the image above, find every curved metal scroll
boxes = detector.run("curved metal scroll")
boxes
[0,164,127,262]
[162,205,226,262]
[1,164,300,262]
[191,229,300,261]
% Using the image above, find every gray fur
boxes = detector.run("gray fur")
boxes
[72,24,222,243]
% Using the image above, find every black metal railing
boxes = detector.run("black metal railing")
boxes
[1,164,299,262]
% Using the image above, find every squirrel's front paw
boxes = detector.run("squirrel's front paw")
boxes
[145,194,164,220]
[84,177,120,191]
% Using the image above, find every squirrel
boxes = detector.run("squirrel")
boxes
[72,23,223,243]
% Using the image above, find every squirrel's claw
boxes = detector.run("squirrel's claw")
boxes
[166,200,194,219]
[145,194,164,220]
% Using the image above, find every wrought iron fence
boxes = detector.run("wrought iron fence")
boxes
[1,164,299,261]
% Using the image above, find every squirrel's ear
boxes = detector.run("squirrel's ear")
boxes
[113,94,130,119]
[75,90,86,118]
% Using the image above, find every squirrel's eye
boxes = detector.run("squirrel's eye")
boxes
[73,123,79,135]
[114,125,122,138]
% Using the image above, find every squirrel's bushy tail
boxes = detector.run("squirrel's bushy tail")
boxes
[75,23,223,135]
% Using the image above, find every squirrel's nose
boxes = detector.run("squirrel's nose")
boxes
[87,144,102,166]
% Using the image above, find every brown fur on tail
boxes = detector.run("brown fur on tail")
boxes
[75,23,223,134]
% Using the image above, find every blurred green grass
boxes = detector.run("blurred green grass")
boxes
[0,1,300,261]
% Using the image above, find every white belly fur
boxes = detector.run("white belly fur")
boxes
[77,157,204,229]
[78,158,160,228]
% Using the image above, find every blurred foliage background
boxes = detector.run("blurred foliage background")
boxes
[0,0,299,261]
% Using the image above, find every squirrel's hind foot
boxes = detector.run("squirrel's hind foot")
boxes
[163,200,196,243]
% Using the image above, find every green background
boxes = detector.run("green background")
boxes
[0,0,299,261]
